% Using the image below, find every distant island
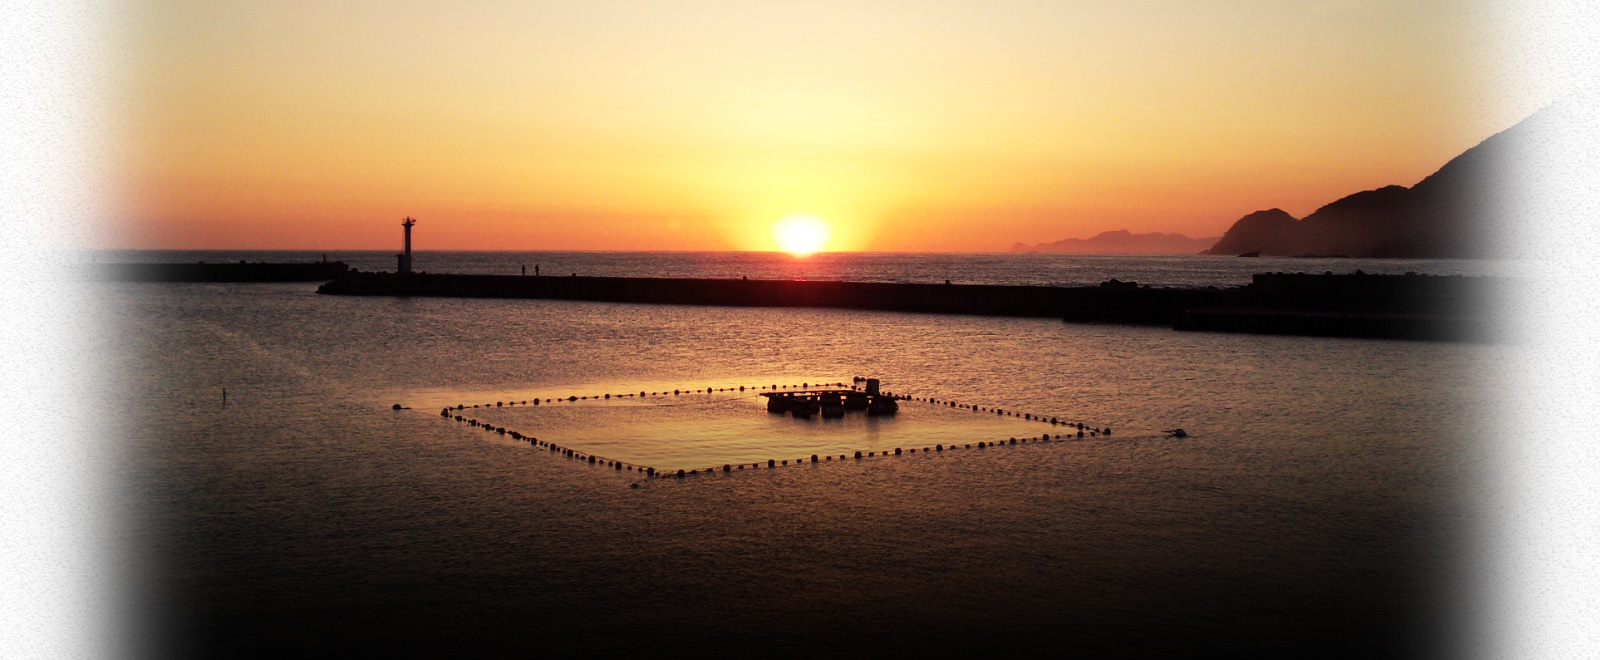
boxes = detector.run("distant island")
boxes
[1203,103,1539,258]
[1011,230,1221,255]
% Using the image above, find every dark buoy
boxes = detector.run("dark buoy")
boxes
[854,451,862,459]
[724,464,731,472]
[630,483,640,489]
[1078,430,1085,437]
[894,448,902,455]
[677,469,685,477]
[769,459,776,467]
[1104,428,1112,436]
[1168,428,1188,438]
[936,444,943,452]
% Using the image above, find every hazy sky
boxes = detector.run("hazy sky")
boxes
[116,0,1503,252]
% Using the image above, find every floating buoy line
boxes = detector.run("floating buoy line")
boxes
[408,379,1131,482]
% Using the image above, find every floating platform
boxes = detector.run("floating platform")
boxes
[761,388,900,417]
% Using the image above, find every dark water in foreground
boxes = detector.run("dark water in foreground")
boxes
[110,253,1496,657]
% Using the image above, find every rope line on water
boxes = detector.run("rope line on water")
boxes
[412,379,1135,483]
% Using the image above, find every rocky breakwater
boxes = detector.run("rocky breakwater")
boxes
[1176,272,1496,341]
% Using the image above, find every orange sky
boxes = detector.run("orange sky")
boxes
[115,1,1505,252]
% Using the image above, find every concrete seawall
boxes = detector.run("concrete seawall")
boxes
[314,270,1494,341]
[103,261,351,282]
[317,272,1224,325]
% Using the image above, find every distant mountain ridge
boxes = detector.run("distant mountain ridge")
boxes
[1204,103,1542,258]
[1012,230,1220,255]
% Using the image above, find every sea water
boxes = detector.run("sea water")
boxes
[106,252,1501,657]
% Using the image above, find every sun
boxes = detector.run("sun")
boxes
[772,214,831,256]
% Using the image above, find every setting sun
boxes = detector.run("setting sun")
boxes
[772,214,831,256]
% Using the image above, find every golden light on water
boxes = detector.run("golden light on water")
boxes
[772,214,831,256]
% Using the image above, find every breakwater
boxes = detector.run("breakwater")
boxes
[103,261,351,282]
[1176,272,1492,341]
[319,271,1218,324]
[318,270,1489,341]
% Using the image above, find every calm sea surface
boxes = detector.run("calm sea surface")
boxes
[108,252,1500,658]
[97,249,1514,287]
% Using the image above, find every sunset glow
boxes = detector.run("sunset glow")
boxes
[772,214,830,256]
[113,1,1504,251]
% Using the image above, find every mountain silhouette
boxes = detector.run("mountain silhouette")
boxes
[1204,102,1545,257]
[1012,230,1220,255]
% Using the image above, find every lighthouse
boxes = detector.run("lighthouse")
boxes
[397,216,415,274]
